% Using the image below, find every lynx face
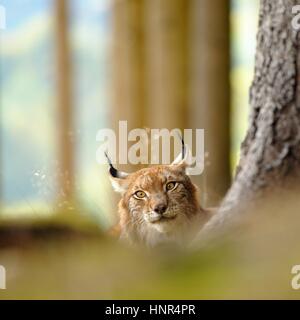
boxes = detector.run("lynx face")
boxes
[108,161,210,247]
[124,165,198,233]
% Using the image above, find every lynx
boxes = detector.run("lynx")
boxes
[106,140,212,247]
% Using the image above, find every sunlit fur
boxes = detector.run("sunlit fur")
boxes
[110,164,212,247]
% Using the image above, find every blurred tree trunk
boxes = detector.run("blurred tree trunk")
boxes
[0,120,1,209]
[111,0,146,172]
[111,0,231,207]
[189,0,231,207]
[112,0,146,129]
[145,0,192,169]
[55,0,74,202]
[204,0,300,232]
[110,0,147,221]
[145,0,189,131]
[112,0,191,157]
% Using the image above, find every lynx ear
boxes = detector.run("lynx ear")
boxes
[105,152,129,193]
[109,176,129,194]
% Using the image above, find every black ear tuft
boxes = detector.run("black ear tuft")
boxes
[104,152,129,179]
[175,131,186,161]
[104,152,118,178]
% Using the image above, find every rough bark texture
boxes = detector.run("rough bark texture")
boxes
[203,0,300,232]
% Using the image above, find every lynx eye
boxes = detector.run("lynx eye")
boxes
[134,190,146,199]
[166,181,177,191]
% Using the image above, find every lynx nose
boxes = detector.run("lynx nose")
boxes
[153,204,167,215]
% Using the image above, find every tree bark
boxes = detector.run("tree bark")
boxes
[203,0,300,232]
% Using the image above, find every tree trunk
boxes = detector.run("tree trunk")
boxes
[145,0,189,131]
[111,0,146,131]
[203,0,300,232]
[111,0,147,174]
[189,0,231,207]
[111,0,231,207]
[55,0,74,202]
